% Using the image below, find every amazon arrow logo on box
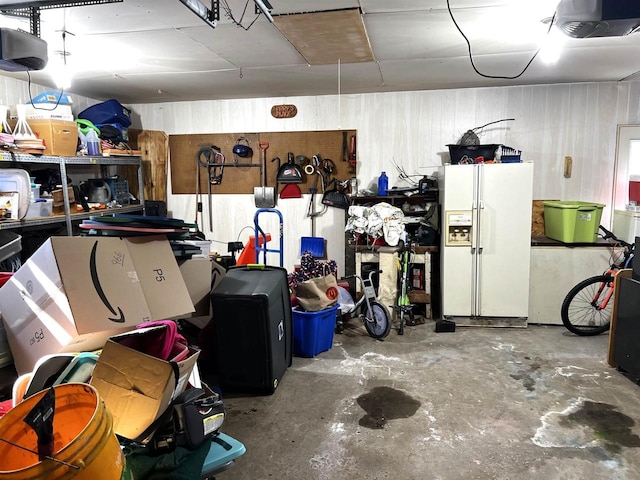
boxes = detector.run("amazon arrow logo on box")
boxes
[0,235,195,375]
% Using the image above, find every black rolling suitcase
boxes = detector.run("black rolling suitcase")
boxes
[211,265,292,394]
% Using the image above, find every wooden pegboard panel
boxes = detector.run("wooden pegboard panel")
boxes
[169,130,356,195]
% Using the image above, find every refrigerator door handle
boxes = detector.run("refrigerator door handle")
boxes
[475,240,483,315]
[471,164,481,315]
[476,164,486,315]
[477,164,485,254]
[471,203,477,254]
[471,166,479,254]
[477,200,484,254]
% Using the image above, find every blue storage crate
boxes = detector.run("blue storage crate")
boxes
[300,236,325,257]
[292,305,338,357]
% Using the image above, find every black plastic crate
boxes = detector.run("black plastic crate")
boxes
[102,178,130,205]
[447,144,501,164]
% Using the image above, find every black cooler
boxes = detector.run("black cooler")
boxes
[211,265,292,394]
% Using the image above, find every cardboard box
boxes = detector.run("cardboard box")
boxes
[0,235,194,374]
[51,185,77,215]
[178,258,228,329]
[174,257,213,327]
[52,204,77,216]
[51,187,75,207]
[27,119,78,157]
[11,103,74,121]
[90,325,200,441]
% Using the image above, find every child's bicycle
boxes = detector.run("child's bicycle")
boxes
[391,241,414,335]
[338,269,391,339]
[561,225,635,336]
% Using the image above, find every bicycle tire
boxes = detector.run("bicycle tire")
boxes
[561,274,614,336]
[363,301,391,339]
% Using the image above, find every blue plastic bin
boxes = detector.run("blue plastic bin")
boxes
[300,236,325,257]
[292,305,338,357]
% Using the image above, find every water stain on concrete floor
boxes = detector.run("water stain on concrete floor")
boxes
[356,386,421,429]
[560,401,640,454]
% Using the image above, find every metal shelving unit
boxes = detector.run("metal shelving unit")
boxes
[0,152,144,235]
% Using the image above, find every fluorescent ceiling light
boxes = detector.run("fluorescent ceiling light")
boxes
[49,58,72,89]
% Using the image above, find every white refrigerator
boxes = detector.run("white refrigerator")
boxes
[439,162,534,326]
[613,209,640,244]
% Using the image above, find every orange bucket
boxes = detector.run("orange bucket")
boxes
[0,383,128,479]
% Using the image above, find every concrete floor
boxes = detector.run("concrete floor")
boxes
[214,320,640,480]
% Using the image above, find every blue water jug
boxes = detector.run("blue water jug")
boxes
[378,171,388,196]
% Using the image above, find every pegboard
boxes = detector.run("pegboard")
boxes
[169,130,357,195]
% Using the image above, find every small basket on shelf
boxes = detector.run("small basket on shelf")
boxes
[499,146,522,163]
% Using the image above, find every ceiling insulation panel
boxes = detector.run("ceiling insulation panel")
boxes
[273,8,374,65]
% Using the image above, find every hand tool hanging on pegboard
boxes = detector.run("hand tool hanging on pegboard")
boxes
[194,154,203,232]
[304,154,328,237]
[255,142,276,208]
[197,145,225,232]
[349,135,357,173]
[342,131,349,163]
[271,156,281,206]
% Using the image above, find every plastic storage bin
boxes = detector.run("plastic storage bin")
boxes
[447,144,501,164]
[25,198,53,218]
[211,265,292,394]
[543,201,605,243]
[292,305,338,357]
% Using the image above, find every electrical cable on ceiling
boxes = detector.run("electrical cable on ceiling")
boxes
[446,0,557,80]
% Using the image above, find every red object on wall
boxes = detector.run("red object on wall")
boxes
[629,177,640,203]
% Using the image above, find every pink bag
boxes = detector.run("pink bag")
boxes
[124,320,190,362]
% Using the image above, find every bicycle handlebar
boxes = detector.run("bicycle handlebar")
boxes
[341,269,382,283]
[598,225,633,249]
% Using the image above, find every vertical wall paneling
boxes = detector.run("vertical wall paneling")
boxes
[0,76,98,118]
[626,83,640,125]
[129,80,640,273]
